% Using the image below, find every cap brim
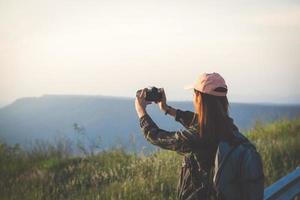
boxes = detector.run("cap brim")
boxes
[183,84,194,90]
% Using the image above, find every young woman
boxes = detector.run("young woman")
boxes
[135,72,264,200]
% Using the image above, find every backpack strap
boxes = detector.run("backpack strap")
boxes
[207,165,218,199]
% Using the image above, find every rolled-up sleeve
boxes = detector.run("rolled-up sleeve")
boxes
[175,109,198,129]
[139,114,197,154]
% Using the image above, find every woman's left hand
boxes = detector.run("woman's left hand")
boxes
[135,88,152,118]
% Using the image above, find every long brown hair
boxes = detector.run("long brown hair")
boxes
[194,88,235,144]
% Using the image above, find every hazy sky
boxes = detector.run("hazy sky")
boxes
[1,0,300,105]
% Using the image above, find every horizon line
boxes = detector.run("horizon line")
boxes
[1,94,299,108]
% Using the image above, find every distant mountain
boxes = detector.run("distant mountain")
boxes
[0,95,300,151]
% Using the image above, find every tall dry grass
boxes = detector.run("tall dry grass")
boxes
[0,118,299,200]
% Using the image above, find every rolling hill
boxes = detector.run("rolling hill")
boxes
[0,95,299,151]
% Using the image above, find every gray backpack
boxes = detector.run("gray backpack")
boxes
[190,131,264,200]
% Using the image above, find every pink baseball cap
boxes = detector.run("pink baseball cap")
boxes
[184,72,228,96]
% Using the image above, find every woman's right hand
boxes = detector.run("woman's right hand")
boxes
[135,88,152,118]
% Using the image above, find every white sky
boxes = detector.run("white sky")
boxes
[1,0,300,105]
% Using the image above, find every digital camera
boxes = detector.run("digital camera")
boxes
[136,87,163,102]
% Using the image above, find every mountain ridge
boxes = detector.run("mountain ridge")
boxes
[0,95,300,151]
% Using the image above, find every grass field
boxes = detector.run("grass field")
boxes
[1,118,300,200]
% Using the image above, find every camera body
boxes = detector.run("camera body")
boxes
[136,87,163,102]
